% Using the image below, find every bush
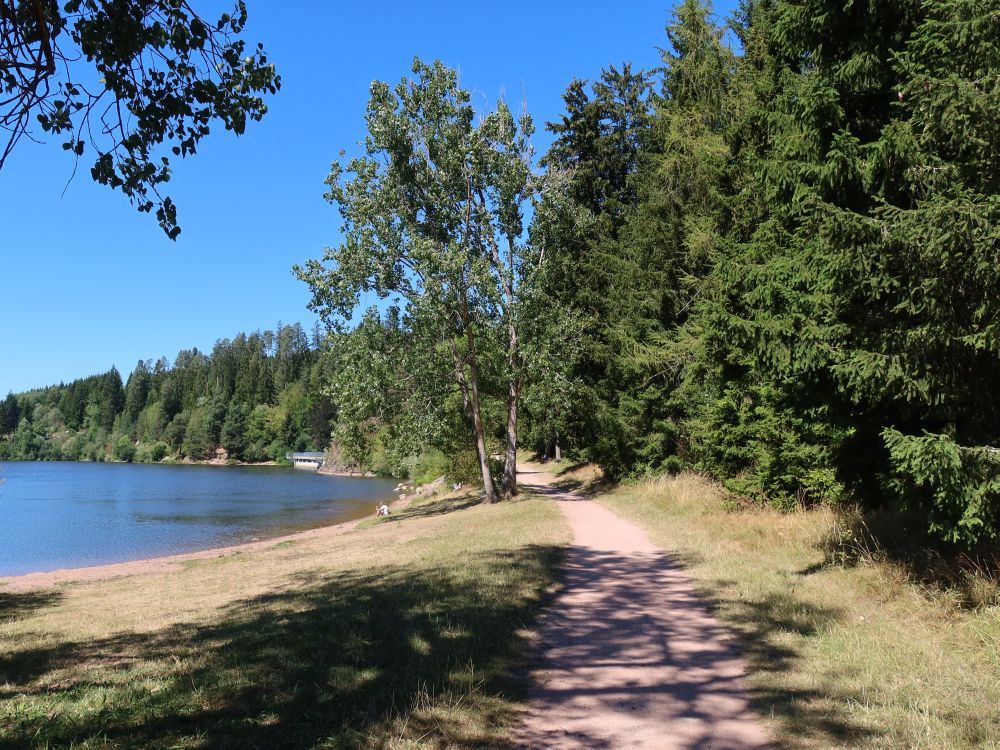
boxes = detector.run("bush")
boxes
[410,448,451,485]
[448,450,484,486]
[883,429,1000,547]
[135,441,168,463]
[113,436,136,463]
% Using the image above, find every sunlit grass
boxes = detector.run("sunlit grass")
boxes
[0,488,570,749]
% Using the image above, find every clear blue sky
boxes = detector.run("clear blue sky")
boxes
[1,0,737,395]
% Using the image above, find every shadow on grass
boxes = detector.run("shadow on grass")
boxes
[0,590,62,621]
[680,567,876,746]
[817,504,1000,608]
[551,475,616,496]
[553,461,589,476]
[543,464,615,497]
[386,488,540,526]
[517,465,614,501]
[0,545,564,750]
[391,490,486,521]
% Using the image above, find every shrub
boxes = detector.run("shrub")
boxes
[135,441,168,463]
[113,436,136,463]
[448,450,483,486]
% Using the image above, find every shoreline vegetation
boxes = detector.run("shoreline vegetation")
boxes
[0,453,379,477]
[0,324,343,470]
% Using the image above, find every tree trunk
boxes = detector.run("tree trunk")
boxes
[457,291,497,504]
[555,438,562,463]
[502,378,520,498]
[501,296,521,499]
[467,357,497,503]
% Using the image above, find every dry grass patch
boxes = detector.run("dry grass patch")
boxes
[0,489,570,749]
[595,471,1000,749]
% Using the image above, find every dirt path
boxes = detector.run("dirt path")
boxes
[516,465,771,749]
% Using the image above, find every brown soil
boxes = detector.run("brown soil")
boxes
[517,465,772,749]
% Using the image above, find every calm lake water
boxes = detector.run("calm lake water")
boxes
[0,462,397,576]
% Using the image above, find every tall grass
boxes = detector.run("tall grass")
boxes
[593,470,1000,749]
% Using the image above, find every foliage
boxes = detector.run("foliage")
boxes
[297,58,539,501]
[883,430,1000,546]
[525,0,1000,547]
[0,391,19,435]
[532,63,653,472]
[0,0,280,238]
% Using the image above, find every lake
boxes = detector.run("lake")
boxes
[0,462,397,576]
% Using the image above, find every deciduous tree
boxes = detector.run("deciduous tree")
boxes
[297,58,537,501]
[0,0,279,237]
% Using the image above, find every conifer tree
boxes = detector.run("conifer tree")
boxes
[535,64,653,472]
[607,0,736,475]
[0,392,19,435]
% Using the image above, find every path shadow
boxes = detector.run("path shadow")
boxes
[518,545,871,749]
[520,467,886,747]
[0,545,563,749]
[551,475,615,496]
[518,466,614,504]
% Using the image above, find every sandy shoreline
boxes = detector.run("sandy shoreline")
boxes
[0,491,413,593]
[0,517,361,593]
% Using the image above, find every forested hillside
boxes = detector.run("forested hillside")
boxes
[0,324,336,465]
[299,0,999,552]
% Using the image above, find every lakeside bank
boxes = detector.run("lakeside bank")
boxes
[0,484,569,748]
[3,461,998,748]
[0,461,400,577]
[0,476,432,592]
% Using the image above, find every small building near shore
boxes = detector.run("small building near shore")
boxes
[285,452,326,470]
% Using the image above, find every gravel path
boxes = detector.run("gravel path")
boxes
[517,465,771,749]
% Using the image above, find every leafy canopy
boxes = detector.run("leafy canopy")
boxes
[0,0,280,238]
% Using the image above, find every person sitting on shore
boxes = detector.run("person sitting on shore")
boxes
[375,503,390,517]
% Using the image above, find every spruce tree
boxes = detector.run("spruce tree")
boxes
[535,64,653,472]
[0,392,19,435]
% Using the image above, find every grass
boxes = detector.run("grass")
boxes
[577,466,1000,749]
[0,488,570,749]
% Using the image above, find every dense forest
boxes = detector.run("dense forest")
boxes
[297,0,999,551]
[0,324,337,465]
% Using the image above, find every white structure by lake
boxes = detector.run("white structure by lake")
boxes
[286,452,326,470]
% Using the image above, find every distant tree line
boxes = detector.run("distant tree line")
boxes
[0,324,336,464]
[300,0,999,551]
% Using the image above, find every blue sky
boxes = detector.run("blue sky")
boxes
[1,0,738,395]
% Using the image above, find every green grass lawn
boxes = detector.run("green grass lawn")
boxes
[577,466,1000,750]
[0,489,570,749]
